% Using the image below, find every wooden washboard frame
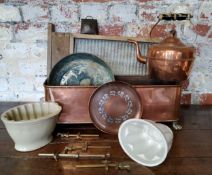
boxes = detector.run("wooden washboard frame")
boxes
[47,23,159,77]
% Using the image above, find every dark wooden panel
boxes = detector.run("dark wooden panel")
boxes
[0,158,157,175]
[152,158,212,175]
[0,157,212,175]
[180,105,212,130]
[170,130,212,157]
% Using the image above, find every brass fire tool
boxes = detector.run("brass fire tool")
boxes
[76,160,130,171]
[38,152,110,161]
[64,141,111,153]
[57,132,99,139]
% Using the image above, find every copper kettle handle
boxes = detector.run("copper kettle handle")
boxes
[128,39,147,64]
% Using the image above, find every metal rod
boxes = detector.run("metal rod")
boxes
[64,141,111,152]
[87,145,111,149]
[76,162,130,171]
[76,164,110,171]
[76,164,106,168]
[57,132,99,139]
[38,152,110,161]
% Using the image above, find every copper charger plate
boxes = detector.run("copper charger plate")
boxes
[89,81,142,135]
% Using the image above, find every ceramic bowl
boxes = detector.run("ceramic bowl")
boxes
[118,119,173,167]
[1,102,62,152]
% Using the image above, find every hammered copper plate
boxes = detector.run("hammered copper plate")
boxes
[89,81,142,134]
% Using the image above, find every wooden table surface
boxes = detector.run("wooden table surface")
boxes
[0,102,212,175]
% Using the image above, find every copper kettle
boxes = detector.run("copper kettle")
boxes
[129,30,195,82]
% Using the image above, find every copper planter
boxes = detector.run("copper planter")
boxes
[44,76,181,124]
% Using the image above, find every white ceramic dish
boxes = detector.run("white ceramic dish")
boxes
[1,102,62,152]
[118,119,173,167]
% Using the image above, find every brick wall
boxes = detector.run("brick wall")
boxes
[0,0,211,104]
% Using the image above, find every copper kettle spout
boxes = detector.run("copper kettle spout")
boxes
[128,39,147,64]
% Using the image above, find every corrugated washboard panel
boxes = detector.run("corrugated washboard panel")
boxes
[74,39,154,76]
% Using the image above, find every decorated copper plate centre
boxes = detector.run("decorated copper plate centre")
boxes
[89,81,142,134]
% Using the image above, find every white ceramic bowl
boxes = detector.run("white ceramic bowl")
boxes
[1,102,62,152]
[118,119,173,167]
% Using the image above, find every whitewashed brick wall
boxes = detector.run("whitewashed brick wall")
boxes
[0,0,211,104]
